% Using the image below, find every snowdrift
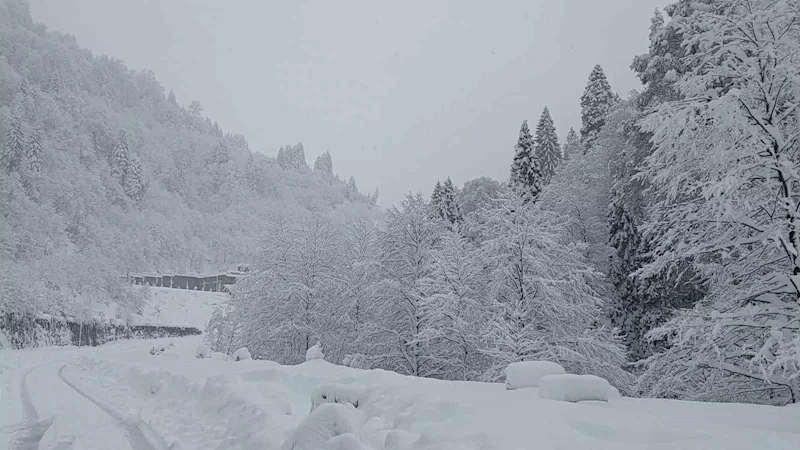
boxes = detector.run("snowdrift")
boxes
[57,336,800,450]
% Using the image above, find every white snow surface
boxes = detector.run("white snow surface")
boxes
[94,287,227,329]
[2,335,800,449]
[538,374,611,403]
[505,360,566,390]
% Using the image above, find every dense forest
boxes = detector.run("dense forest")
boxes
[0,0,379,324]
[4,0,800,407]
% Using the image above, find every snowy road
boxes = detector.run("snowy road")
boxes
[6,348,166,450]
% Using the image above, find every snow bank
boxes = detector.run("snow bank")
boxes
[311,383,368,411]
[280,403,361,450]
[505,361,566,390]
[232,347,252,361]
[306,343,324,361]
[538,374,610,402]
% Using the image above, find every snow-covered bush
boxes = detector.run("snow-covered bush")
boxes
[311,384,367,411]
[280,403,360,450]
[538,374,610,402]
[195,344,210,359]
[232,347,252,361]
[505,361,566,390]
[306,343,324,361]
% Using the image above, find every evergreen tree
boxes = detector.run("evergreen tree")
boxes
[26,127,43,172]
[245,153,258,193]
[313,151,334,179]
[580,64,615,149]
[210,141,229,165]
[562,127,581,161]
[509,120,541,202]
[430,180,444,217]
[124,153,146,204]
[533,106,561,185]
[346,176,358,200]
[2,111,24,172]
[110,130,130,182]
[167,89,177,105]
[442,177,462,224]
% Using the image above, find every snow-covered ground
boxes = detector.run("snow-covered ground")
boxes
[2,336,799,449]
[93,287,227,330]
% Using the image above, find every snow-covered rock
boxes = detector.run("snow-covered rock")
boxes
[195,344,210,359]
[306,343,324,361]
[504,361,566,390]
[538,374,611,402]
[280,403,359,450]
[312,383,368,411]
[232,347,252,361]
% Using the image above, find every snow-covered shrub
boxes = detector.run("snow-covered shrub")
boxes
[504,361,565,390]
[306,343,324,361]
[342,354,370,369]
[232,347,252,361]
[311,384,368,411]
[195,344,210,359]
[279,403,359,450]
[538,374,610,402]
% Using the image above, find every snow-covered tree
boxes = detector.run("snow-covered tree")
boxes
[25,127,43,172]
[346,176,358,200]
[431,177,462,225]
[580,64,615,149]
[2,110,24,172]
[459,177,502,217]
[476,189,630,388]
[124,153,146,204]
[110,130,130,182]
[637,0,800,404]
[313,151,334,180]
[509,120,541,202]
[277,143,308,171]
[534,106,561,185]
[209,141,229,165]
[562,127,581,161]
[376,193,446,377]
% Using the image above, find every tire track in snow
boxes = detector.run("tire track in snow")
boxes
[57,364,169,450]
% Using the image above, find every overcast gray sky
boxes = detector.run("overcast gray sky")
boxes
[30,0,668,207]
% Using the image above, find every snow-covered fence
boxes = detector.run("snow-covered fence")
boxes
[0,312,201,349]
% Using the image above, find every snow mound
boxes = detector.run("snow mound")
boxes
[311,383,368,411]
[306,343,324,361]
[505,361,566,390]
[232,347,252,361]
[209,351,229,361]
[280,403,361,450]
[538,374,610,402]
[319,432,368,450]
[195,344,209,359]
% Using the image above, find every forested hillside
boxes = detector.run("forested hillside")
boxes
[212,0,800,406]
[0,0,378,322]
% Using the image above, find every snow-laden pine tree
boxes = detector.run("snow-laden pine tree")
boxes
[562,127,581,161]
[124,153,145,204]
[441,177,462,224]
[477,189,630,388]
[376,193,446,377]
[25,127,43,172]
[346,176,358,200]
[209,141,229,165]
[509,120,541,202]
[534,106,561,186]
[638,0,800,404]
[110,130,130,183]
[580,65,615,149]
[313,151,334,180]
[2,110,24,172]
[430,180,443,216]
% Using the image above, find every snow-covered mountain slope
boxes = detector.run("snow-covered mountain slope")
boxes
[93,287,227,330]
[4,336,798,450]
